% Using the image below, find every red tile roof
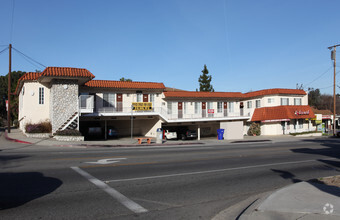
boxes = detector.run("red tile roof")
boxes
[244,88,306,98]
[84,80,165,89]
[251,105,315,122]
[40,67,95,79]
[311,107,333,115]
[164,91,244,98]
[15,72,42,94]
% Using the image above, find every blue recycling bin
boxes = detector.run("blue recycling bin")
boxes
[217,129,224,140]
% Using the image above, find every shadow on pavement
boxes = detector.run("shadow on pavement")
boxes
[0,172,62,210]
[291,138,340,170]
[288,138,340,197]
[271,169,301,183]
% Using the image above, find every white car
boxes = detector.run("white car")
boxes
[164,130,177,140]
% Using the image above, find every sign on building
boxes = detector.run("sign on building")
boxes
[132,102,153,111]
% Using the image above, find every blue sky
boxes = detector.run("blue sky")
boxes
[0,0,339,94]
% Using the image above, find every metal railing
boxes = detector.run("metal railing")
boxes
[78,95,247,120]
[79,95,94,113]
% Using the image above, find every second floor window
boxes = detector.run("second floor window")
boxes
[207,102,213,110]
[217,102,223,113]
[103,93,115,107]
[39,87,44,104]
[294,98,302,105]
[281,98,289,105]
[228,102,234,113]
[255,100,261,108]
[150,94,155,105]
[194,102,200,114]
[268,98,274,104]
[167,102,173,114]
[247,101,252,108]
[183,102,187,114]
[136,93,142,102]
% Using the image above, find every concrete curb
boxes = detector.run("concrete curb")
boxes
[212,191,272,220]
[4,131,32,144]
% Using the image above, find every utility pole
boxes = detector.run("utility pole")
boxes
[328,44,340,136]
[7,44,12,133]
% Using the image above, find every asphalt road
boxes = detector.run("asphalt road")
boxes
[1,133,340,219]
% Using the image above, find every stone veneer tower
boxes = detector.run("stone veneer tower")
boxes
[37,67,95,133]
[50,79,79,133]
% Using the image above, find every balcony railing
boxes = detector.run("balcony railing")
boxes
[78,95,248,120]
[79,95,94,113]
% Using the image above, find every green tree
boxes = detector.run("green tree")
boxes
[0,71,25,122]
[120,77,132,82]
[198,64,214,92]
[308,88,321,108]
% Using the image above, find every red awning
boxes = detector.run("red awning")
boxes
[251,105,315,122]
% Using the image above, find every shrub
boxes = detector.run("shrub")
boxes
[247,122,261,136]
[13,119,19,128]
[25,120,52,133]
[54,129,82,136]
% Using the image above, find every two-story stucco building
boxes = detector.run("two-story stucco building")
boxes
[16,67,316,140]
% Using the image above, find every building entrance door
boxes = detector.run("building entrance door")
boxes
[178,102,183,118]
[143,94,148,102]
[202,102,206,118]
[117,93,122,112]
[224,102,228,117]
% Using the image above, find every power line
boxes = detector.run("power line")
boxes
[304,66,332,87]
[12,47,47,68]
[0,47,8,55]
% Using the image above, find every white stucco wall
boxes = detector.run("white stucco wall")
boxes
[18,82,50,131]
[220,121,244,140]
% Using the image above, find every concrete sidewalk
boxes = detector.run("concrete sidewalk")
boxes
[1,128,327,148]
[213,181,340,220]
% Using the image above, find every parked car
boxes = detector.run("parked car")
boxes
[179,130,197,140]
[164,130,177,140]
[87,127,102,139]
[107,127,119,139]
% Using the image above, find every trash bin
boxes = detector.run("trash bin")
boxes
[156,128,163,144]
[217,129,224,140]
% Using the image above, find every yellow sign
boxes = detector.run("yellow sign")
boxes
[132,102,153,111]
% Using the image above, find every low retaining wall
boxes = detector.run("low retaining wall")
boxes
[25,133,51,138]
[294,133,322,137]
[54,135,84,141]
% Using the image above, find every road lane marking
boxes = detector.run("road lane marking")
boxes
[85,158,126,165]
[105,158,339,183]
[71,166,148,214]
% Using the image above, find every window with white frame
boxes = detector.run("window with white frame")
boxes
[247,101,252,108]
[136,93,142,102]
[103,93,115,107]
[39,87,44,104]
[183,102,187,114]
[298,119,303,129]
[267,98,275,104]
[228,102,234,113]
[217,102,223,113]
[255,100,261,108]
[207,102,213,110]
[294,98,302,105]
[167,102,172,114]
[281,98,289,105]
[194,102,200,114]
[150,94,155,106]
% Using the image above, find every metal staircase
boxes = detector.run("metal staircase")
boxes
[57,112,79,132]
